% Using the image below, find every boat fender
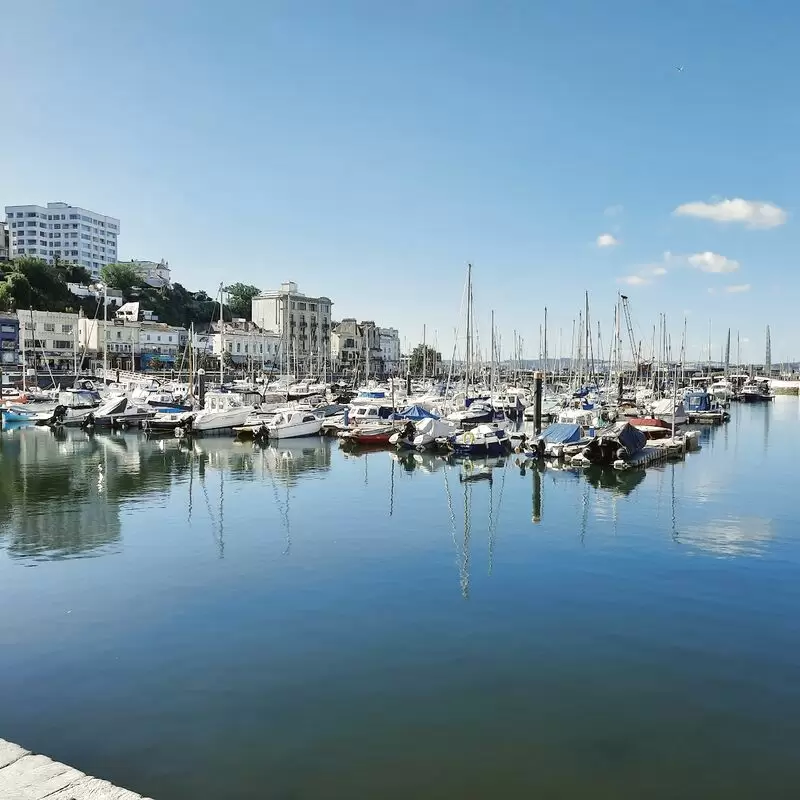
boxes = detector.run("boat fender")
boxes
[464,431,475,445]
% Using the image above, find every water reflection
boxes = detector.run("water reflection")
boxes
[0,429,331,561]
[678,516,774,557]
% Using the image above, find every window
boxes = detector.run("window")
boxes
[236,342,241,353]
[117,331,121,339]
[54,223,61,229]
[62,325,72,334]
[53,340,72,349]
[70,214,78,220]
[157,335,161,342]
[16,212,23,218]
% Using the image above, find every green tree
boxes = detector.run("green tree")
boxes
[224,283,260,320]
[100,262,140,297]
[0,271,32,311]
[2,257,72,311]
[409,344,441,376]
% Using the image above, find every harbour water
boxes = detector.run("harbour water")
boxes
[2,398,800,799]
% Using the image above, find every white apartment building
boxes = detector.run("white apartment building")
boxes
[4,202,120,279]
[379,327,401,376]
[17,309,80,370]
[251,282,333,374]
[193,321,282,368]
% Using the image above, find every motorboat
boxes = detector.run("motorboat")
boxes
[449,421,512,456]
[79,396,155,430]
[340,422,399,446]
[740,379,774,403]
[390,416,459,450]
[189,392,255,434]
[709,379,734,404]
[446,400,496,428]
[684,391,730,423]
[144,408,195,433]
[37,389,100,427]
[581,421,647,466]
[265,409,323,439]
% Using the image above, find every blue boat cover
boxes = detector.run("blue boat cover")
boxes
[395,404,439,420]
[685,391,712,412]
[538,423,582,444]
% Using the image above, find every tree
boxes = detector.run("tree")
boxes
[0,271,32,311]
[3,257,72,311]
[100,262,140,297]
[409,344,441,376]
[224,283,260,320]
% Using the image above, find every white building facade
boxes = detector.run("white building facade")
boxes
[127,259,171,288]
[331,319,384,377]
[251,282,333,374]
[78,317,187,370]
[193,321,282,368]
[17,309,80,370]
[379,327,401,376]
[4,202,120,279]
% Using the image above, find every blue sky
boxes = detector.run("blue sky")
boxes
[2,0,797,363]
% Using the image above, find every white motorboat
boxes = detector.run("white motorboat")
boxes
[709,379,734,403]
[190,392,255,433]
[266,409,323,439]
[390,416,459,449]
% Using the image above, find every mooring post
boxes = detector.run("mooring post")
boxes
[534,369,543,434]
[532,466,542,523]
[198,368,206,409]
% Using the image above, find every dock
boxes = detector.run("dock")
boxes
[0,739,152,800]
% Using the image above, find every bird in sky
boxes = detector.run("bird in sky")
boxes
[675,65,685,72]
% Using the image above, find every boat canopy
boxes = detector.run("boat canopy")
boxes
[396,404,439,420]
[582,421,646,465]
[538,423,582,445]
[684,391,712,412]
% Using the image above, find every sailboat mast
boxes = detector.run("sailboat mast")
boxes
[766,325,771,376]
[465,263,473,395]
[422,324,427,382]
[490,310,495,396]
[219,283,224,387]
[543,306,548,385]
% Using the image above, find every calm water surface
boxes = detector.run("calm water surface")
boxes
[2,399,799,799]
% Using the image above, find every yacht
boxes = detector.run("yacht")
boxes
[266,409,323,439]
[190,392,255,433]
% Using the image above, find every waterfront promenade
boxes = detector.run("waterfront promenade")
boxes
[0,739,150,800]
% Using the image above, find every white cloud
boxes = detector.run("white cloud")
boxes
[688,251,740,273]
[651,266,668,276]
[674,198,787,229]
[725,283,751,293]
[604,205,624,217]
[618,275,649,286]
[596,233,619,248]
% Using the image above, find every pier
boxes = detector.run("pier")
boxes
[0,739,151,800]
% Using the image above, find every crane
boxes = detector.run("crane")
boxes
[620,294,640,373]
